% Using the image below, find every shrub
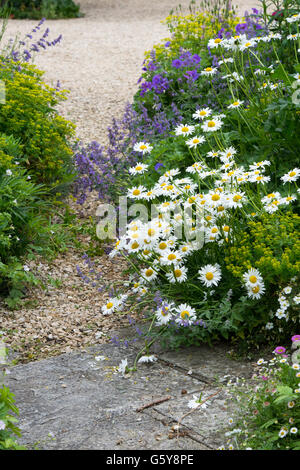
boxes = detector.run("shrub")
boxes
[0,58,76,190]
[221,337,300,450]
[0,0,82,19]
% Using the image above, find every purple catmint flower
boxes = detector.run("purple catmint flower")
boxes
[172,59,183,69]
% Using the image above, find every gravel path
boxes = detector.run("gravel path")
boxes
[1,0,256,362]
[3,0,257,143]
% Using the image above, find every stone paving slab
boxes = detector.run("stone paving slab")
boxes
[4,340,254,450]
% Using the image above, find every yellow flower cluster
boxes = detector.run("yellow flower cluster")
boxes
[0,60,75,185]
[225,213,300,282]
[145,10,242,62]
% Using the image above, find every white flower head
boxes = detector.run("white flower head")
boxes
[198,264,222,288]
[133,142,153,154]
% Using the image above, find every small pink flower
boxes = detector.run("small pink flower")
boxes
[264,402,270,407]
[291,335,300,342]
[261,375,268,381]
[253,409,259,415]
[274,346,286,354]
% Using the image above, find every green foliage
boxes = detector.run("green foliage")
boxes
[0,0,82,19]
[222,343,300,450]
[0,384,24,450]
[0,59,76,190]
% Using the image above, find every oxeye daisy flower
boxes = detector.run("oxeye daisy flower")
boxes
[281,168,300,183]
[198,264,222,288]
[133,141,153,154]
[280,195,296,205]
[227,99,244,109]
[249,174,271,184]
[193,107,212,120]
[247,282,265,299]
[227,192,246,208]
[290,427,298,434]
[218,58,234,65]
[166,266,188,283]
[243,268,263,287]
[186,135,205,148]
[286,13,300,23]
[175,303,197,325]
[127,185,147,199]
[201,118,223,132]
[174,123,195,136]
[155,303,174,325]
[207,150,220,159]
[239,39,257,51]
[129,162,149,175]
[101,297,121,315]
[160,250,182,266]
[141,267,158,283]
[220,147,236,161]
[201,66,217,76]
[208,37,224,49]
[288,401,295,408]
[287,33,300,40]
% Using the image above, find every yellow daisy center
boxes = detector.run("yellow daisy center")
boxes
[159,242,167,250]
[174,269,182,278]
[133,189,140,196]
[180,310,190,319]
[106,302,114,309]
[249,275,257,283]
[205,272,214,280]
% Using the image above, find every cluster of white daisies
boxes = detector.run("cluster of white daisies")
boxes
[100,21,300,329]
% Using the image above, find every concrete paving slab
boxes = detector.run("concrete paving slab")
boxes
[4,338,255,450]
[4,343,211,450]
